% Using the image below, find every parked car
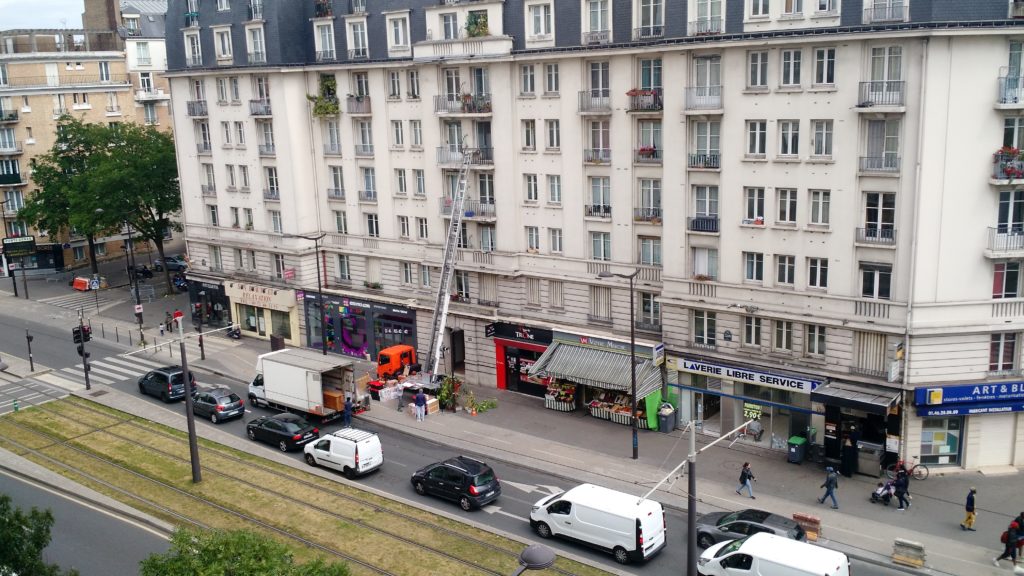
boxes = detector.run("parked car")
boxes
[153,255,188,271]
[695,509,806,549]
[410,456,500,511]
[246,413,319,452]
[698,533,849,576]
[190,386,245,423]
[137,366,196,402]
[304,429,383,478]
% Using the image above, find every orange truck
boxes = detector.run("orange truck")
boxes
[377,344,420,380]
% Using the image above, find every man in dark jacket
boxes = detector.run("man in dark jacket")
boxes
[342,397,353,427]
[894,472,910,511]
[960,487,977,531]
[818,467,839,509]
[995,520,1020,566]
[735,462,755,499]
[414,389,427,422]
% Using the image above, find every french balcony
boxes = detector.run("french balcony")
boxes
[323,142,343,156]
[635,319,662,333]
[632,26,664,41]
[185,55,203,68]
[627,89,663,112]
[587,313,614,326]
[105,105,121,114]
[358,190,377,203]
[688,153,720,169]
[248,51,267,65]
[354,143,374,157]
[184,11,199,27]
[1014,0,1024,18]
[247,1,264,21]
[583,148,611,164]
[440,199,497,220]
[201,184,217,197]
[350,0,366,13]
[688,18,723,36]
[0,111,18,124]
[581,30,610,45]
[53,107,68,117]
[856,227,897,246]
[862,4,908,24]
[633,207,663,223]
[186,100,208,117]
[0,173,23,186]
[436,146,494,166]
[859,155,901,174]
[577,91,612,114]
[258,143,276,156]
[314,0,333,17]
[987,227,1024,257]
[856,81,906,108]
[997,69,1024,106]
[0,141,22,155]
[688,216,720,233]
[135,89,167,101]
[316,50,337,62]
[993,152,1024,182]
[346,95,371,114]
[433,93,493,115]
[327,188,345,200]
[137,56,151,65]
[685,86,723,111]
[249,99,272,116]
[263,188,280,201]
[348,48,368,60]
[196,142,212,154]
[634,148,663,164]
[584,204,612,218]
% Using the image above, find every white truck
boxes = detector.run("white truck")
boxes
[248,348,355,422]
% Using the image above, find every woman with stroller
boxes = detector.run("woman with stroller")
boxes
[894,470,910,511]
[871,480,895,505]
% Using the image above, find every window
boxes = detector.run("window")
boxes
[814,47,836,85]
[807,324,826,355]
[777,189,797,224]
[410,120,422,148]
[269,210,282,233]
[349,21,367,57]
[336,255,350,281]
[817,0,835,11]
[781,50,802,86]
[244,208,253,228]
[520,65,536,95]
[591,232,611,261]
[809,189,830,225]
[216,30,232,58]
[525,174,539,201]
[545,120,560,149]
[247,27,266,63]
[333,210,347,233]
[366,213,379,237]
[590,285,612,320]
[589,176,610,214]
[407,69,420,98]
[865,192,895,238]
[812,120,833,157]
[414,169,425,195]
[779,120,799,156]
[744,316,761,346]
[745,187,765,221]
[480,225,496,252]
[695,185,719,217]
[990,333,1018,372]
[748,51,768,88]
[220,121,231,145]
[479,174,495,205]
[747,121,767,156]
[264,166,278,194]
[744,252,764,281]
[239,165,250,188]
[693,247,719,279]
[544,63,559,94]
[548,175,561,203]
[550,280,564,308]
[530,3,552,37]
[994,262,1020,299]
[225,164,236,188]
[395,169,407,195]
[808,258,828,288]
[387,71,401,99]
[391,120,404,148]
[455,271,471,299]
[416,217,428,239]
[776,255,795,285]
[784,0,803,15]
[389,16,409,47]
[639,291,661,326]
[398,216,410,238]
[588,0,610,32]
[550,228,563,253]
[638,179,661,220]
[694,310,716,346]
[420,264,432,287]
[774,321,794,351]
[400,262,414,285]
[751,0,769,16]
[522,120,536,150]
[229,76,241,101]
[865,118,901,170]
[639,237,661,266]
[441,13,459,40]
[861,263,893,300]
[526,226,540,251]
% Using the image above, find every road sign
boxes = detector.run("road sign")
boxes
[653,343,665,367]
[1,236,36,258]
[134,304,144,314]
[89,279,100,290]
[173,309,184,320]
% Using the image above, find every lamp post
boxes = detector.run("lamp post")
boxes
[285,232,327,355]
[97,209,144,345]
[598,268,641,460]
[0,199,17,297]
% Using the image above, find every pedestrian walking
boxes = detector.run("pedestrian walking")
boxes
[414,389,427,422]
[735,462,756,499]
[961,487,978,531]
[995,520,1020,567]
[342,396,353,428]
[894,471,910,511]
[818,466,840,509]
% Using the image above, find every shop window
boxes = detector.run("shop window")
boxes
[919,417,961,466]
[270,310,291,340]
[694,310,716,347]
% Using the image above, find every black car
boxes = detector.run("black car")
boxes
[191,387,245,423]
[247,413,319,452]
[695,509,806,549]
[137,366,196,402]
[411,456,501,511]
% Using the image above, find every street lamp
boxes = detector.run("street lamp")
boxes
[0,198,17,297]
[510,544,556,576]
[597,268,641,460]
[285,232,327,355]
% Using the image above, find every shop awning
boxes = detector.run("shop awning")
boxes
[527,341,663,398]
[811,381,901,414]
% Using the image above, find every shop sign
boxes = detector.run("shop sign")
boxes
[916,401,1024,416]
[487,322,553,345]
[332,295,414,317]
[1,236,36,258]
[677,358,820,393]
[226,282,295,312]
[914,383,1024,406]
[199,281,222,292]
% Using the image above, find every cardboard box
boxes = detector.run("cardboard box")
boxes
[426,398,439,414]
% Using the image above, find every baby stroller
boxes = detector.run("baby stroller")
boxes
[871,481,895,506]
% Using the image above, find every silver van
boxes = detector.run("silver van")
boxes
[304,428,383,478]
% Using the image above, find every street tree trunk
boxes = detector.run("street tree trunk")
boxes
[153,239,174,297]
[86,235,99,275]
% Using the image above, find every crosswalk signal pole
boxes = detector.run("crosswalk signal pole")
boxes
[178,317,202,483]
[77,310,91,391]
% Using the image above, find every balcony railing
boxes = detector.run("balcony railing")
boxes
[1014,0,1024,18]
[249,99,272,115]
[258,144,276,156]
[358,190,377,203]
[315,0,333,17]
[585,204,612,218]
[632,26,664,41]
[0,173,22,186]
[248,51,267,65]
[634,148,663,163]
[327,188,345,200]
[0,111,18,123]
[856,80,906,107]
[434,93,493,114]
[859,155,901,173]
[137,57,151,66]
[323,142,342,156]
[584,148,611,163]
[185,55,203,68]
[688,216,720,233]
[688,153,720,169]
[582,30,610,45]
[350,0,366,13]
[628,89,663,112]
[862,4,908,24]
[263,188,280,201]
[688,18,723,36]
[196,142,212,154]
[316,50,336,62]
[634,207,662,222]
[998,68,1024,104]
[135,88,166,101]
[0,73,131,89]
[53,107,68,116]
[346,95,371,114]
[184,11,199,27]
[354,143,374,157]
[989,227,1024,251]
[994,152,1024,180]
[186,100,208,116]
[105,105,121,114]
[578,91,612,114]
[441,199,496,218]
[348,48,368,60]
[247,1,264,20]
[201,184,216,197]
[436,146,494,165]
[685,86,722,110]
[856,227,897,245]
[635,320,662,333]
[0,139,21,154]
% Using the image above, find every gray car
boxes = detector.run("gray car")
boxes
[695,509,806,549]
[153,255,188,271]
[138,366,196,402]
[191,386,245,424]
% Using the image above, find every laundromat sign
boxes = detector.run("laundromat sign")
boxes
[677,358,821,394]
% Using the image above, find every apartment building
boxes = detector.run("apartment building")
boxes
[0,0,172,275]
[165,0,1024,471]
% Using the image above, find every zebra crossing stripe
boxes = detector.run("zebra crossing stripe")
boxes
[34,372,85,391]
[106,355,166,370]
[61,367,114,386]
[88,361,141,377]
[84,366,131,381]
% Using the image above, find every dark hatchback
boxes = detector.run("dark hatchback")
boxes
[411,456,501,511]
[246,413,319,452]
[137,366,196,402]
[191,387,245,423]
[695,509,806,549]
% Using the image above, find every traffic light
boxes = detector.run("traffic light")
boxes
[76,345,90,359]
[72,326,83,344]
[82,325,92,342]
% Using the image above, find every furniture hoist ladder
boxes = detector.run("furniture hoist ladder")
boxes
[425,149,476,375]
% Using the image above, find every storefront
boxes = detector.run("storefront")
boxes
[487,322,553,397]
[187,279,231,328]
[528,332,665,429]
[304,293,416,360]
[811,381,902,474]
[912,382,1024,467]
[224,281,299,344]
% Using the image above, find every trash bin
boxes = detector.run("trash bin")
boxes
[856,441,884,477]
[657,403,676,433]
[788,435,807,464]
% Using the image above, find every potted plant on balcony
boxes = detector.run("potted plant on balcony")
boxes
[307,75,339,117]
[638,145,657,159]
[465,12,489,37]
[693,274,713,281]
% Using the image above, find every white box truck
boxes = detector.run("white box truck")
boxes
[248,349,355,422]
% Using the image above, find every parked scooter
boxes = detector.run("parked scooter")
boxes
[226,325,242,339]
[172,273,189,292]
[129,264,153,280]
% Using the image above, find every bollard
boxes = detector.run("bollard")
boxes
[891,538,926,568]
[12,399,19,412]
[792,513,821,542]
[129,331,132,346]
[101,323,105,339]
[115,326,119,343]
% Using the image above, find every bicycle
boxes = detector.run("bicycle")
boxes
[885,455,929,481]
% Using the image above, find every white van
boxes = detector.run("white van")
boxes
[698,532,850,576]
[529,483,666,564]
[303,428,383,478]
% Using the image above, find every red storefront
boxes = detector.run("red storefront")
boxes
[487,322,554,397]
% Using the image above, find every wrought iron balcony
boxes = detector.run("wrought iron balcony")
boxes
[856,81,906,107]
[248,51,266,65]
[688,153,720,169]
[316,50,336,62]
[994,152,1024,180]
[434,93,493,114]
[247,1,264,20]
[632,26,664,41]
[856,227,897,246]
[348,48,368,60]
[323,142,342,156]
[358,190,377,203]
[627,88,663,112]
[634,148,663,164]
[315,0,333,17]
[0,111,18,123]
[196,142,212,154]
[859,155,901,173]
[346,95,371,114]
[0,173,22,185]
[263,188,280,201]
[436,146,494,165]
[354,143,374,157]
[583,148,611,164]
[258,143,275,156]
[0,141,22,155]
[440,199,496,218]
[688,18,723,36]
[998,68,1024,105]
[327,188,345,200]
[585,204,612,218]
[201,184,216,196]
[578,91,612,114]
[184,11,199,27]
[685,86,722,110]
[862,4,908,23]
[635,319,662,333]
[186,100,207,116]
[185,55,203,68]
[249,99,272,116]
[688,216,720,233]
[634,208,662,222]
[581,30,610,45]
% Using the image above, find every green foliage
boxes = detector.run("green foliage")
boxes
[308,74,340,117]
[139,528,349,576]
[465,12,489,37]
[0,493,80,576]
[476,398,498,413]
[437,376,461,410]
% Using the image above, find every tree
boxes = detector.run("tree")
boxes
[0,493,79,576]
[140,528,349,576]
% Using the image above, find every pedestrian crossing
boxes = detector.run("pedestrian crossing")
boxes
[0,372,69,415]
[39,291,123,312]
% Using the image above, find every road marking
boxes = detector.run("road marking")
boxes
[480,505,528,522]
[33,373,84,391]
[88,362,139,377]
[61,367,114,385]
[104,355,165,371]
[85,366,131,381]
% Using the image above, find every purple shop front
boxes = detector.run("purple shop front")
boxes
[303,294,417,359]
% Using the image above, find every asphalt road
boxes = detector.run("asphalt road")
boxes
[0,470,170,575]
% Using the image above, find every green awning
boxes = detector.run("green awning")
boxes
[528,341,663,398]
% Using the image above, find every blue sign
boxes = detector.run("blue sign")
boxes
[917,400,1024,416]
[913,382,1024,406]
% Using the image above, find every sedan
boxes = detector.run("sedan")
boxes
[191,387,245,424]
[695,509,806,549]
[154,255,189,271]
[247,413,320,452]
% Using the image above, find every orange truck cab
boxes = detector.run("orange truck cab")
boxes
[377,344,419,380]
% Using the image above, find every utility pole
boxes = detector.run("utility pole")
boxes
[76,309,91,391]
[25,330,33,372]
[196,290,206,360]
[178,317,202,483]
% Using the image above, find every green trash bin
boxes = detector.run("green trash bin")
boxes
[788,435,807,464]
